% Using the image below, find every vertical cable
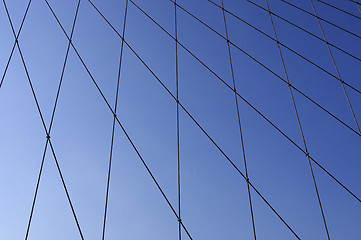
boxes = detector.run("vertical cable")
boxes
[101,0,129,239]
[308,0,361,134]
[174,0,182,239]
[220,1,256,239]
[265,0,330,239]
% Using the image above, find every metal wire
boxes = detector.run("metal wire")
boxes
[126,0,361,204]
[44,1,194,238]
[1,0,360,238]
[220,0,256,239]
[101,0,129,239]
[316,0,361,20]
[281,0,361,39]
[2,0,85,239]
[265,0,330,239]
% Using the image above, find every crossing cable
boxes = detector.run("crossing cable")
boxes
[308,0,361,134]
[1,0,355,140]
[174,1,182,239]
[220,0,256,239]
[238,0,361,65]
[265,0,330,239]
[57,0,361,237]
[148,0,361,136]
[99,0,361,204]
[47,0,302,238]
[169,0,361,137]
[0,0,32,89]
[101,1,129,240]
[23,0,82,239]
[43,1,194,238]
[281,0,361,40]
[1,1,85,239]
[216,0,361,77]
[316,0,361,20]
[349,0,361,13]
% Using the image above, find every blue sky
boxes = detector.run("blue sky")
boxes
[0,0,360,239]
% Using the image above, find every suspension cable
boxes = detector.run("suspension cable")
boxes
[102,1,129,239]
[242,0,361,64]
[85,0,361,205]
[308,0,361,134]
[265,0,330,239]
[281,0,361,39]
[169,0,361,136]
[221,0,256,239]
[2,0,85,239]
[317,0,361,20]
[0,0,32,89]
[174,0,182,239]
[44,1,194,238]
[46,0,304,237]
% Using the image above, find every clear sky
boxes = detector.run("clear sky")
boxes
[0,0,360,239]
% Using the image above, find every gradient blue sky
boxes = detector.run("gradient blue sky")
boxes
[0,0,360,239]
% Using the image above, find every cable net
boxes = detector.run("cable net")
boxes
[0,0,360,239]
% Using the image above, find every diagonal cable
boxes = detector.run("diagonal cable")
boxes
[242,0,361,64]
[170,0,361,136]
[308,0,361,134]
[46,0,304,238]
[1,0,85,239]
[350,0,361,13]
[265,0,330,238]
[43,1,195,238]
[25,0,82,238]
[317,0,361,20]
[101,0,129,239]
[213,0,361,79]
[96,0,361,204]
[0,0,32,89]
[281,0,361,39]
[220,0,257,239]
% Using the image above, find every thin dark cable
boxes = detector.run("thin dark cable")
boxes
[25,0,82,238]
[146,0,361,137]
[220,0,256,239]
[281,0,361,39]
[169,0,361,137]
[43,1,194,238]
[0,0,32,89]
[265,1,330,239]
[310,0,357,236]
[308,0,361,134]
[240,0,361,65]
[174,0,182,239]
[46,0,302,237]
[142,0,361,139]
[350,0,361,13]
[213,0,361,77]
[46,2,360,239]
[356,3,361,13]
[102,0,361,203]
[89,0,360,205]
[72,0,360,235]
[2,1,85,239]
[101,0,128,239]
[316,0,361,20]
